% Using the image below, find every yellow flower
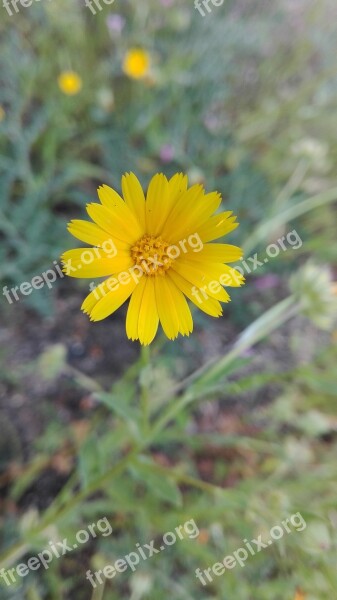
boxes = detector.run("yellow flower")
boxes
[0,105,5,122]
[294,590,305,600]
[62,173,244,345]
[123,48,150,80]
[58,71,82,96]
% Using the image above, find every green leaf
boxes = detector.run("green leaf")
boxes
[36,344,67,380]
[95,391,139,425]
[78,436,105,488]
[129,458,182,507]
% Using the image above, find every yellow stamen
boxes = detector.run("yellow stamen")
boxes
[131,235,173,276]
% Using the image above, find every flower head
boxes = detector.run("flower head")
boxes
[58,71,82,96]
[62,173,244,345]
[123,48,150,80]
[290,262,337,330]
[0,105,5,122]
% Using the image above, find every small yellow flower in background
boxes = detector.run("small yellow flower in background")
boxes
[62,173,244,345]
[58,70,82,95]
[0,105,5,122]
[123,48,150,80]
[294,589,305,600]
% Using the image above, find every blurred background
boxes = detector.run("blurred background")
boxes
[0,0,337,599]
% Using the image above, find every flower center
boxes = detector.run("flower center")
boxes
[131,235,173,276]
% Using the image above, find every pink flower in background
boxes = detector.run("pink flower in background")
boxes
[254,274,280,290]
[106,14,126,35]
[159,144,175,163]
[160,0,174,6]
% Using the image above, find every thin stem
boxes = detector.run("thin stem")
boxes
[274,159,309,209]
[140,345,151,435]
[0,296,300,568]
[91,580,106,600]
[150,296,299,433]
[244,185,337,255]
[0,448,140,567]
[135,459,224,495]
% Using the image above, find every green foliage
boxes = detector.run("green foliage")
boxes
[2,0,336,314]
[1,1,337,599]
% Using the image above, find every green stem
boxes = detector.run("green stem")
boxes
[151,296,299,432]
[0,448,140,568]
[244,185,337,255]
[91,579,106,600]
[135,459,223,495]
[0,296,300,569]
[197,296,299,387]
[140,345,151,435]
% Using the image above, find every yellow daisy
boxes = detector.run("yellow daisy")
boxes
[58,71,82,96]
[123,48,150,80]
[61,173,244,345]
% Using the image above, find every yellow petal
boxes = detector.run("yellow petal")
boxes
[67,219,129,251]
[165,172,189,218]
[167,270,223,317]
[204,263,245,287]
[122,172,146,231]
[61,248,133,278]
[97,184,124,208]
[155,276,193,339]
[161,184,204,241]
[138,277,159,345]
[89,274,138,321]
[172,260,230,303]
[145,172,188,237]
[188,243,243,263]
[126,276,147,341]
[82,276,121,315]
[145,173,170,236]
[178,259,244,288]
[97,184,143,236]
[168,173,188,199]
[169,192,221,243]
[164,190,222,243]
[86,202,142,245]
[197,212,239,243]
[126,276,161,343]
